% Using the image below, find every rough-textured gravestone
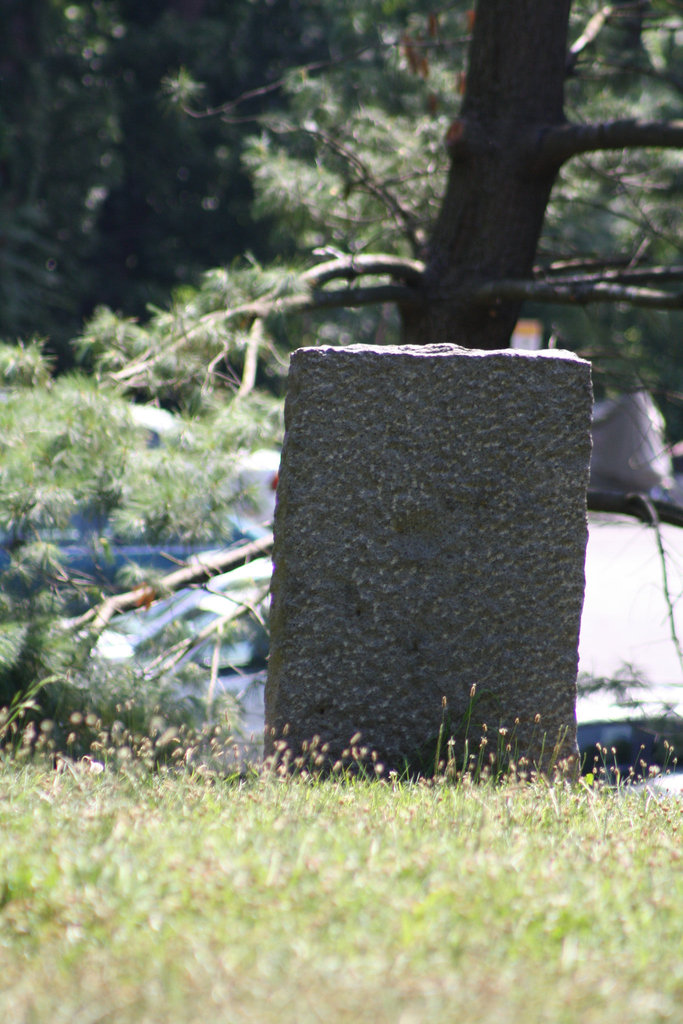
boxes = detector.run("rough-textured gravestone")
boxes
[266,344,593,773]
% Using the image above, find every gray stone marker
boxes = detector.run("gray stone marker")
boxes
[266,343,593,774]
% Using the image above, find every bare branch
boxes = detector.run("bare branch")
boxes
[301,254,425,289]
[305,283,422,311]
[227,281,421,321]
[236,318,263,399]
[537,255,639,275]
[566,5,614,73]
[66,533,274,633]
[577,57,683,95]
[471,277,683,310]
[588,491,683,529]
[145,591,268,679]
[540,265,683,286]
[179,46,376,121]
[530,119,683,171]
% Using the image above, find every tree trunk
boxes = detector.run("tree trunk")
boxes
[402,0,573,349]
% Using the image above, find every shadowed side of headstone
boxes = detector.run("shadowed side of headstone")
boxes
[266,344,593,774]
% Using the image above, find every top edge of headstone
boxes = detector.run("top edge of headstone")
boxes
[292,343,590,365]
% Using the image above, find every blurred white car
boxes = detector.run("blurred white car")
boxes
[577,513,683,777]
[579,514,683,691]
[575,389,683,776]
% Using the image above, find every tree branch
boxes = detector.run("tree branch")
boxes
[566,5,613,73]
[236,317,263,399]
[270,120,425,254]
[66,533,274,633]
[177,46,377,121]
[306,283,422,310]
[588,491,683,530]
[539,265,683,286]
[109,256,424,387]
[144,594,267,680]
[231,281,421,321]
[301,254,425,289]
[578,57,683,96]
[530,119,683,171]
[471,277,683,310]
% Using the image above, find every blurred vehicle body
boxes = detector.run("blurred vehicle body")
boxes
[578,390,683,776]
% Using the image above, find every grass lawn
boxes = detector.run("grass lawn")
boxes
[1,760,682,1024]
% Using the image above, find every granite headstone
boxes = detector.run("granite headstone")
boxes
[266,343,593,773]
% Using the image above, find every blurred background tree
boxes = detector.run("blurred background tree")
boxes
[0,0,331,364]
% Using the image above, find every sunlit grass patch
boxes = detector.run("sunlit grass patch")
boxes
[1,752,683,1023]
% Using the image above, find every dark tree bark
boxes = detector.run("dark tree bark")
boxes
[175,1,683,348]
[403,1,574,349]
[532,119,683,170]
